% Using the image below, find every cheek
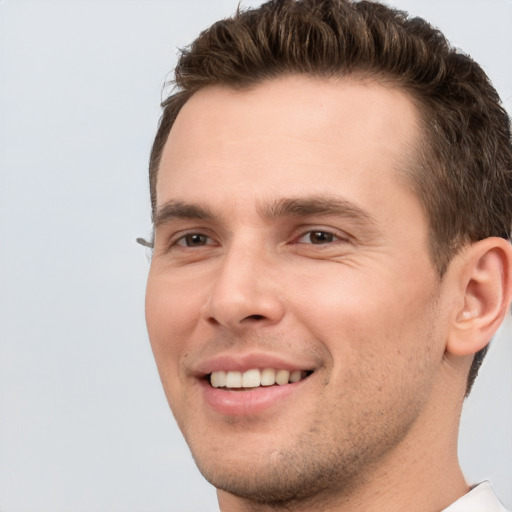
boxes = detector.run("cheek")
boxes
[145,271,202,377]
[301,271,442,427]
[145,273,208,425]
[291,263,441,368]
[291,268,396,337]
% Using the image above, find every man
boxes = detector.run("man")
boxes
[143,0,512,510]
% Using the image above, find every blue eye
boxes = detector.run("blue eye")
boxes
[176,233,211,247]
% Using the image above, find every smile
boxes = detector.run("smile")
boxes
[209,368,312,389]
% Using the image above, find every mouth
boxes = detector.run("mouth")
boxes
[194,353,318,415]
[208,368,314,390]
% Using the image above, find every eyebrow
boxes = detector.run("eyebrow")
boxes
[154,195,378,231]
[153,200,214,227]
[260,195,378,227]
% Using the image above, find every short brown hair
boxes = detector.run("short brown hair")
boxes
[148,0,512,394]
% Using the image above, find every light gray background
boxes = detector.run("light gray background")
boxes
[1,1,511,511]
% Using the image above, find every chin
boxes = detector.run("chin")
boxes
[189,438,363,506]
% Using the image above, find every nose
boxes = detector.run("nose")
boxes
[201,243,286,330]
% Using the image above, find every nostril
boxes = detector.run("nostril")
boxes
[207,317,221,326]
[245,314,266,321]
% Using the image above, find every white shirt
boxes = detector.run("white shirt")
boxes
[443,482,510,512]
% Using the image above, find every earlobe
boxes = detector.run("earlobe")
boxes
[447,237,512,357]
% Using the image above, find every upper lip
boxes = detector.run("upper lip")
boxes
[192,351,318,377]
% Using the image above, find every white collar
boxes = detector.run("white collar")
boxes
[442,482,509,512]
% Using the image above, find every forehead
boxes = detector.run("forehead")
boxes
[157,75,421,215]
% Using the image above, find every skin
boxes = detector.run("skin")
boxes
[145,76,507,511]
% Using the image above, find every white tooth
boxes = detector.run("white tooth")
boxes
[260,368,276,386]
[226,371,242,388]
[242,369,261,388]
[289,370,302,383]
[275,369,290,386]
[211,371,227,388]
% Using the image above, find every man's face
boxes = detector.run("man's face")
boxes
[146,76,449,503]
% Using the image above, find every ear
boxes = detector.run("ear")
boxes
[446,237,512,357]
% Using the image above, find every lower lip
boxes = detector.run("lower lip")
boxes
[200,378,307,416]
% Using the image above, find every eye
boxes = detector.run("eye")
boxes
[175,233,213,247]
[297,230,343,245]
